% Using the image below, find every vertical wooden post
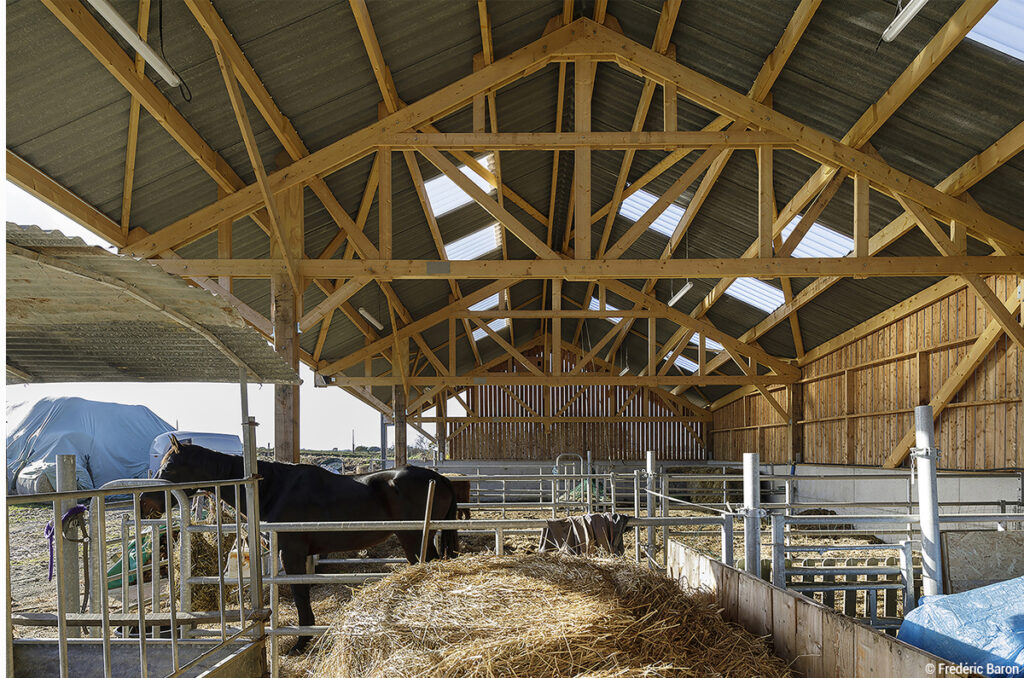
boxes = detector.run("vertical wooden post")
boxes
[844,370,856,465]
[472,53,486,137]
[950,220,967,255]
[448,316,456,375]
[853,173,869,259]
[272,157,302,463]
[379,147,392,259]
[757,144,773,259]
[394,386,407,467]
[217,187,232,291]
[574,57,592,259]
[647,317,656,376]
[663,81,677,132]
[916,351,930,405]
[436,395,447,462]
[552,278,562,375]
[788,382,803,463]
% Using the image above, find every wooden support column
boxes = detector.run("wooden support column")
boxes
[663,81,677,132]
[844,370,856,465]
[648,317,657,376]
[436,395,447,462]
[393,385,408,467]
[757,144,773,259]
[853,173,869,258]
[552,278,562,375]
[379,147,392,259]
[272,158,302,463]
[217,187,232,291]
[787,382,802,463]
[916,351,930,405]
[574,57,592,259]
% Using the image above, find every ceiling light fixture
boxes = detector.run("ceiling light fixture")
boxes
[668,281,693,307]
[358,307,385,331]
[882,0,930,42]
[85,0,182,87]
[619,366,630,376]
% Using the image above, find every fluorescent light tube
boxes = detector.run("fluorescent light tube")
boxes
[882,0,930,42]
[668,281,693,307]
[358,307,385,331]
[85,0,182,87]
[619,366,630,376]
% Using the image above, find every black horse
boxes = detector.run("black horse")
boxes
[141,437,458,654]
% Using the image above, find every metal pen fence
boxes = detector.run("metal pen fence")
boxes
[7,476,266,678]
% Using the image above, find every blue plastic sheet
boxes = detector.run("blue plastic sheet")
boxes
[6,396,174,492]
[898,575,1024,676]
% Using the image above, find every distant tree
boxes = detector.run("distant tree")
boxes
[355,445,368,452]
[368,446,381,453]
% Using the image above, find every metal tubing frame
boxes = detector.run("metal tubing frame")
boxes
[742,453,761,578]
[914,405,944,597]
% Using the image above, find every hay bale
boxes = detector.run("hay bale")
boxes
[305,553,792,677]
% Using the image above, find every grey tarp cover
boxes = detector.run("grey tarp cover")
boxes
[6,396,174,493]
[538,513,631,556]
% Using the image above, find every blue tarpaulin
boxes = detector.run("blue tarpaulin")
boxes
[6,396,174,493]
[898,576,1024,677]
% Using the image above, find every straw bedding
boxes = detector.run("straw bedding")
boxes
[304,553,792,677]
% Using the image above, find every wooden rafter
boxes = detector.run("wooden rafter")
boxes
[698,119,1024,377]
[154,256,1024,280]
[119,0,150,238]
[601,0,821,363]
[211,42,300,294]
[6,151,125,247]
[659,0,1010,338]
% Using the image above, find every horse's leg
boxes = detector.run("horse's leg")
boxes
[281,549,315,655]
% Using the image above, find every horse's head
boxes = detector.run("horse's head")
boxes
[140,435,201,518]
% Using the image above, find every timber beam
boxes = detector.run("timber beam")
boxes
[153,256,1024,280]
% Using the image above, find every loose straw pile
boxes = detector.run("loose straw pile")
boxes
[304,553,792,677]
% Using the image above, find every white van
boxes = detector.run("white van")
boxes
[148,431,244,476]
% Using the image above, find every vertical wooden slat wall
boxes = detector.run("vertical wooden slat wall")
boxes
[711,275,1022,469]
[448,347,706,461]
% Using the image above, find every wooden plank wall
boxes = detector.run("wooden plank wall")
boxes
[448,352,706,461]
[712,275,1022,469]
[666,541,977,677]
[710,385,791,463]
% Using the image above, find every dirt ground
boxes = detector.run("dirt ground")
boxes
[7,500,900,673]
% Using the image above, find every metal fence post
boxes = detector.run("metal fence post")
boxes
[646,451,656,568]
[56,454,81,639]
[771,513,786,588]
[899,540,916,613]
[913,405,943,597]
[720,516,734,567]
[743,453,761,578]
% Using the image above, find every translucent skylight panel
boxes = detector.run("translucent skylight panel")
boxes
[689,334,724,352]
[618,188,686,237]
[444,222,500,260]
[673,355,700,373]
[424,154,496,216]
[967,0,1024,62]
[589,297,621,323]
[469,293,500,312]
[781,218,853,258]
[472,318,508,342]
[724,278,785,314]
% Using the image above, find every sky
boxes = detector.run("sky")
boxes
[4,181,438,451]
